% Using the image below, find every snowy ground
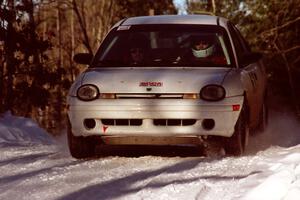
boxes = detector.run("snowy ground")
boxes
[1,111,300,200]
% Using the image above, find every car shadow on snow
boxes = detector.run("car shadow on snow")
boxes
[56,157,262,200]
[0,152,55,167]
[94,144,207,158]
[0,156,86,186]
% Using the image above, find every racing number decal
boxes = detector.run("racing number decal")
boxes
[249,72,258,90]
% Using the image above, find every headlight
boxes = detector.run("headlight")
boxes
[200,84,225,101]
[77,84,99,101]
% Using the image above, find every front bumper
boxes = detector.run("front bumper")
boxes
[67,96,243,138]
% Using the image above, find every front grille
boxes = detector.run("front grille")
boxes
[101,119,197,126]
[153,119,197,126]
[115,93,183,99]
[101,119,142,126]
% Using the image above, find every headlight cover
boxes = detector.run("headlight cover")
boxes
[77,84,99,101]
[200,84,226,101]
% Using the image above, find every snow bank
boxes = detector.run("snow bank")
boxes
[0,111,54,145]
[242,145,300,200]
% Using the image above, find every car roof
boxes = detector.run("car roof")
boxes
[120,15,228,26]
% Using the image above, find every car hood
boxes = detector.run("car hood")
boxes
[77,67,232,94]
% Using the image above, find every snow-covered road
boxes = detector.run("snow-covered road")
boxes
[1,111,300,200]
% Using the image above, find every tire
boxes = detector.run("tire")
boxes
[224,103,249,156]
[67,118,96,159]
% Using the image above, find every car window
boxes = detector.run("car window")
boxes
[228,23,244,63]
[232,24,251,53]
[228,23,253,67]
[92,25,234,68]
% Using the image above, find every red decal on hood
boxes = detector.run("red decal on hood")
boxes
[139,82,163,87]
[102,126,108,133]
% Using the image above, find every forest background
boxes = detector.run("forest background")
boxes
[0,0,300,135]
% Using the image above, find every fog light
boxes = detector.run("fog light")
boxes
[84,119,96,129]
[202,119,215,130]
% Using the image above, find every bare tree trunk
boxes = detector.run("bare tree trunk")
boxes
[211,0,216,14]
[149,9,155,16]
[57,2,62,69]
[0,48,4,113]
[42,0,47,40]
[0,18,4,112]
[3,0,16,113]
[275,41,299,113]
[96,0,106,43]
[70,6,76,81]
[98,0,117,45]
[269,5,300,114]
[72,0,93,54]
[23,0,42,118]
[56,0,63,125]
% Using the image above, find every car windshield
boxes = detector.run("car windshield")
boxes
[92,25,234,67]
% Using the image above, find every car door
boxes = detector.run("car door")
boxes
[228,23,266,127]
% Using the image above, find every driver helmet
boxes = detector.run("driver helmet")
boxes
[192,36,215,58]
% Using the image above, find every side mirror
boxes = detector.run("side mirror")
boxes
[241,52,262,66]
[73,53,93,65]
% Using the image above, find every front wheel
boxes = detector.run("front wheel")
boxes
[67,118,96,159]
[224,103,249,156]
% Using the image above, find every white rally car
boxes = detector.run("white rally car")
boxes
[67,15,268,158]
